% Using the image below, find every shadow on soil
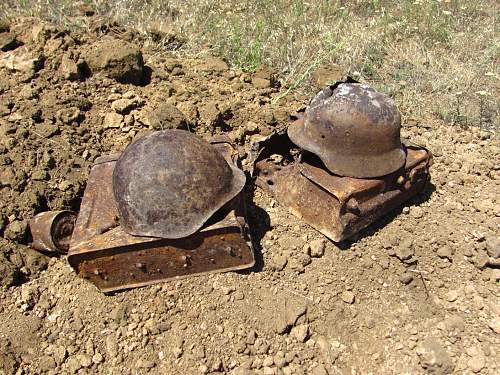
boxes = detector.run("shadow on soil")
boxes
[238,184,271,274]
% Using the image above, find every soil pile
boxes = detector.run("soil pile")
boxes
[0,17,499,375]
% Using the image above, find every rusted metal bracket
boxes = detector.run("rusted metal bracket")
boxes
[68,138,254,293]
[30,210,77,254]
[253,130,432,242]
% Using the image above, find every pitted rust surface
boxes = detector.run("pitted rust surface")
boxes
[113,130,246,239]
[288,83,406,178]
[29,210,77,253]
[254,132,432,242]
[68,137,254,292]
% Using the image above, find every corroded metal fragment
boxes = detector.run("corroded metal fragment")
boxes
[288,83,406,178]
[253,131,432,242]
[29,210,77,254]
[69,138,254,293]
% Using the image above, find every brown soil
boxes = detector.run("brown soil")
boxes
[0,18,499,375]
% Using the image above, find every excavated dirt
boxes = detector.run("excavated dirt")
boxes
[0,17,499,375]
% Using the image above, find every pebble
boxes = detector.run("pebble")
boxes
[467,356,485,373]
[437,246,454,260]
[416,338,454,374]
[273,354,287,368]
[92,352,103,364]
[66,356,83,373]
[444,290,458,302]
[271,255,287,271]
[341,291,355,304]
[488,317,500,333]
[399,272,414,285]
[262,356,274,367]
[486,236,500,258]
[395,240,414,261]
[112,98,136,114]
[290,324,309,342]
[104,112,123,128]
[309,239,326,258]
[246,329,257,345]
[410,206,424,218]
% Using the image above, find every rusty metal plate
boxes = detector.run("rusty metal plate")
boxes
[253,132,432,242]
[68,138,254,293]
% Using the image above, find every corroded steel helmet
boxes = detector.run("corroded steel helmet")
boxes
[288,83,406,178]
[113,130,246,239]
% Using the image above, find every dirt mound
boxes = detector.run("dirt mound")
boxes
[0,17,499,375]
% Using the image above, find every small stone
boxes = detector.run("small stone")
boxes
[437,246,454,260]
[262,357,274,367]
[79,354,92,368]
[245,329,257,345]
[31,170,48,181]
[92,352,103,364]
[199,57,228,73]
[271,255,287,271]
[103,112,123,128]
[199,364,209,374]
[444,290,458,302]
[112,99,136,114]
[416,338,454,374]
[52,346,67,365]
[467,356,485,373]
[36,123,58,138]
[410,206,424,218]
[83,37,144,84]
[473,251,490,269]
[137,103,187,130]
[66,356,83,373]
[252,77,271,89]
[105,335,119,358]
[59,54,82,80]
[39,355,57,371]
[485,236,500,258]
[273,354,287,368]
[4,220,27,241]
[297,253,311,267]
[309,239,326,258]
[211,358,223,372]
[136,357,155,368]
[290,324,309,342]
[234,290,245,300]
[56,107,80,124]
[0,32,19,52]
[0,46,43,76]
[395,241,414,261]
[341,291,355,304]
[172,346,183,359]
[488,317,500,333]
[399,272,413,285]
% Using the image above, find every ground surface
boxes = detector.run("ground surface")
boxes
[0,15,499,375]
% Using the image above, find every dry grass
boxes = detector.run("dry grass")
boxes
[1,0,498,128]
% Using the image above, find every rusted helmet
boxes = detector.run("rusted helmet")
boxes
[288,83,406,178]
[113,130,246,239]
